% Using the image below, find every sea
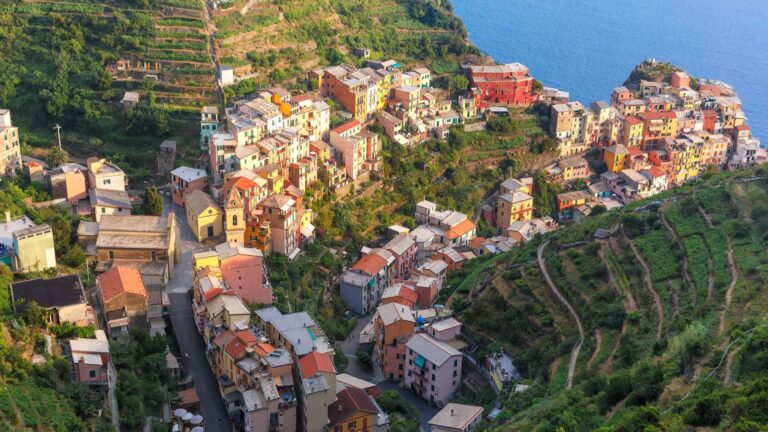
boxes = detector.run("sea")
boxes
[452,0,768,141]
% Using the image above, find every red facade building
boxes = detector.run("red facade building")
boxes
[464,63,537,108]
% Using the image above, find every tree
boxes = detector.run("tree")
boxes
[448,74,469,95]
[142,186,163,216]
[24,301,48,328]
[45,146,69,168]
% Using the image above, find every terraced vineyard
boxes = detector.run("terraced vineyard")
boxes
[448,167,768,431]
[213,0,478,97]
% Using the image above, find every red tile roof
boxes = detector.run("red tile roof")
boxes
[327,387,377,429]
[468,236,486,250]
[645,166,666,178]
[98,267,147,303]
[225,329,258,358]
[351,254,387,276]
[298,351,336,379]
[396,285,418,304]
[624,116,643,126]
[332,119,361,135]
[639,111,677,120]
[445,219,476,240]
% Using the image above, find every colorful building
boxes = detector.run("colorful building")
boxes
[464,63,537,108]
[404,333,463,405]
[0,109,22,176]
[603,144,629,173]
[185,190,222,241]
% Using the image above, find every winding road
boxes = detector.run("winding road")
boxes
[537,240,584,389]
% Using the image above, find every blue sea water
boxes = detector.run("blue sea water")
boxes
[453,0,768,141]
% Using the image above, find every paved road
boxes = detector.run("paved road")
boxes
[337,315,439,432]
[163,197,233,430]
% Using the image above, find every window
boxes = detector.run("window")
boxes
[454,359,458,367]
[89,370,96,378]
[453,370,458,377]
[347,421,356,430]
[101,208,106,213]
[232,215,238,226]
[431,373,435,380]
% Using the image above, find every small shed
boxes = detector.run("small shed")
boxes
[121,91,140,110]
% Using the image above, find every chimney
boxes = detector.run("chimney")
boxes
[4,211,10,224]
[450,408,454,416]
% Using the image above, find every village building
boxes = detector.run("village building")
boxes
[96,266,148,337]
[404,333,463,405]
[90,188,132,222]
[0,109,22,176]
[87,157,127,191]
[70,330,111,385]
[49,163,88,205]
[91,214,180,275]
[10,275,92,326]
[171,166,209,207]
[185,190,223,242]
[429,404,484,432]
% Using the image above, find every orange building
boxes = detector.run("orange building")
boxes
[374,303,415,382]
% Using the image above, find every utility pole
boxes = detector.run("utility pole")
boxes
[53,124,62,150]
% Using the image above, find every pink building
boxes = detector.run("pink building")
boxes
[384,234,417,280]
[171,166,208,207]
[404,333,462,404]
[70,330,110,386]
[427,317,462,342]
[215,243,272,305]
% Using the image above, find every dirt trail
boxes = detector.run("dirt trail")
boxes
[705,239,715,304]
[601,239,638,312]
[698,206,715,229]
[624,229,664,339]
[719,237,739,336]
[587,329,602,369]
[537,240,584,389]
[659,210,697,310]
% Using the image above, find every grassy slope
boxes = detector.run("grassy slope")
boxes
[449,167,768,431]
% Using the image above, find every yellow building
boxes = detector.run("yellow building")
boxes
[622,116,644,148]
[192,250,219,271]
[185,190,222,242]
[603,144,629,173]
[245,213,272,254]
[12,224,56,273]
[326,387,377,432]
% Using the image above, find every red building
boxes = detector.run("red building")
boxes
[464,63,537,108]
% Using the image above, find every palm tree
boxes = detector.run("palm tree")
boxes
[45,146,69,168]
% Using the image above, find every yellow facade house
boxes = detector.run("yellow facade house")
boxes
[185,190,222,242]
[603,144,629,173]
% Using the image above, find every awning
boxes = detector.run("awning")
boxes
[414,355,425,368]
[301,223,315,238]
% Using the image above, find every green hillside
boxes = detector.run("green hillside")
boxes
[447,166,768,431]
[0,0,479,178]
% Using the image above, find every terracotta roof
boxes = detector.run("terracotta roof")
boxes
[98,267,146,303]
[639,111,677,120]
[393,284,418,304]
[298,351,336,379]
[327,387,377,429]
[644,166,666,179]
[624,116,643,126]
[224,329,258,359]
[468,236,486,250]
[351,253,387,276]
[627,147,646,158]
[226,176,259,193]
[445,218,476,240]
[332,119,361,135]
